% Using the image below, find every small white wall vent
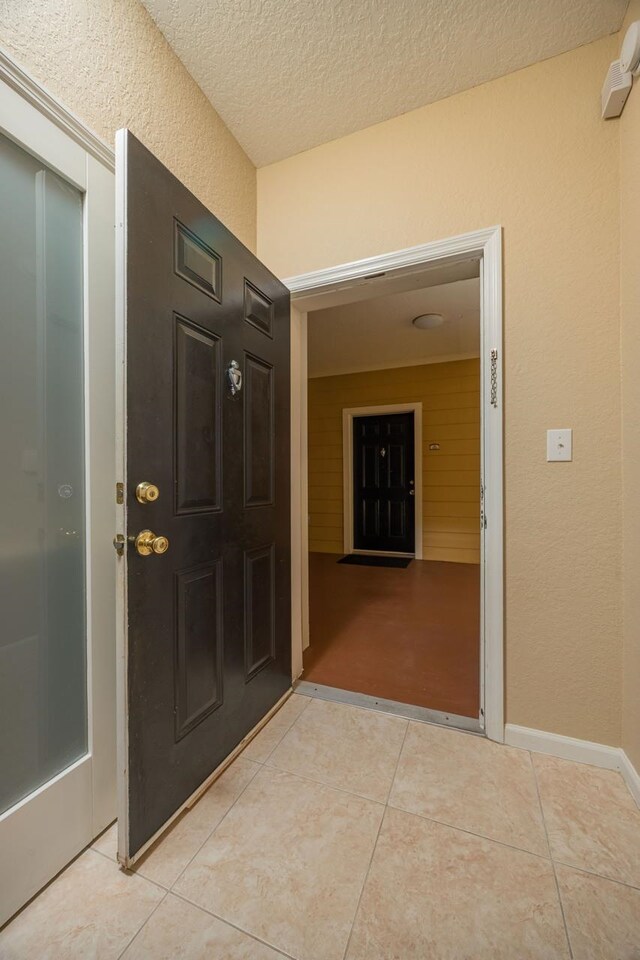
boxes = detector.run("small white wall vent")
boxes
[601,59,632,119]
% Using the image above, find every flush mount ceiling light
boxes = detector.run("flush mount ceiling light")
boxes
[412,313,445,330]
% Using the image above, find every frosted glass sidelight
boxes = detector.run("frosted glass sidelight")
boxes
[0,132,87,815]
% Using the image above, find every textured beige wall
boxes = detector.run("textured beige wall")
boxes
[258,38,623,745]
[620,0,640,772]
[308,360,481,563]
[0,0,256,248]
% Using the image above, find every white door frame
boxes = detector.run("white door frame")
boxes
[285,226,504,742]
[0,50,116,925]
[342,403,423,559]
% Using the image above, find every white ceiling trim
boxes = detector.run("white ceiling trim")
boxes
[0,46,114,171]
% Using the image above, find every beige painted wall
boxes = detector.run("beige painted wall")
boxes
[258,38,623,746]
[308,360,480,562]
[620,0,640,772]
[0,0,256,248]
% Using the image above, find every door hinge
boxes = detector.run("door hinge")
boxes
[116,481,124,504]
[480,480,487,529]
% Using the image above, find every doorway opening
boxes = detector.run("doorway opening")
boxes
[287,228,503,740]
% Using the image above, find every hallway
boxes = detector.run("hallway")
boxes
[2,693,639,959]
[304,553,480,717]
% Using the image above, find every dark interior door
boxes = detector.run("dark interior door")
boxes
[117,130,291,863]
[353,412,415,553]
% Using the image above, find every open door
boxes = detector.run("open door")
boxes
[115,130,291,865]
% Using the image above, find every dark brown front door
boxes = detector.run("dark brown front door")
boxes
[353,412,415,553]
[116,131,291,863]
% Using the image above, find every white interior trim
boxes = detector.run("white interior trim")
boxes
[84,154,117,836]
[286,226,504,741]
[342,403,423,559]
[620,749,640,808]
[0,46,114,172]
[290,307,305,675]
[0,757,93,925]
[505,724,640,808]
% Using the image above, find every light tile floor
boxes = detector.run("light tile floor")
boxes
[2,693,640,960]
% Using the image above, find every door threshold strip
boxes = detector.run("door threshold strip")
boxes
[294,681,482,734]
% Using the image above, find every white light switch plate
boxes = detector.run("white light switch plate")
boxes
[547,428,572,462]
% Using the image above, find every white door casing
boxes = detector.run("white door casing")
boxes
[285,226,504,741]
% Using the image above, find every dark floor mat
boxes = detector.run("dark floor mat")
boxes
[337,554,412,568]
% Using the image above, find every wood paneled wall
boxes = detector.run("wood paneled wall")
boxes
[308,359,480,563]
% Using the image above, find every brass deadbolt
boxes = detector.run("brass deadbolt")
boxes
[134,529,169,556]
[136,481,160,504]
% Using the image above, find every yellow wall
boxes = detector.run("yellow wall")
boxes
[620,0,640,773]
[308,360,480,563]
[259,38,623,746]
[0,0,256,249]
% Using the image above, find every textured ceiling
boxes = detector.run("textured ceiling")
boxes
[140,0,626,165]
[308,278,480,378]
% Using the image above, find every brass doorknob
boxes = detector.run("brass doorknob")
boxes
[134,529,169,556]
[136,481,160,504]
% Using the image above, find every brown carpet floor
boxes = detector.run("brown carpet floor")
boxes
[304,552,480,718]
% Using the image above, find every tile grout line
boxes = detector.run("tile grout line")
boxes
[169,887,296,960]
[90,772,262,895]
[256,694,314,764]
[386,798,555,863]
[95,698,320,898]
[384,719,411,805]
[261,760,390,806]
[114,889,169,960]
[86,848,169,895]
[529,751,574,959]
[90,845,118,865]
[168,759,264,893]
[551,858,640,893]
[341,720,411,960]
[262,683,410,803]
[95,700,316,960]
[164,697,316,893]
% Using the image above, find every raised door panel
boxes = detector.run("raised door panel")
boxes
[244,280,273,338]
[388,500,407,540]
[244,354,274,507]
[174,316,222,514]
[388,443,405,488]
[174,219,221,302]
[175,561,223,740]
[244,544,275,680]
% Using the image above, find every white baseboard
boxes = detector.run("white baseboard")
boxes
[619,748,640,807]
[505,724,640,808]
